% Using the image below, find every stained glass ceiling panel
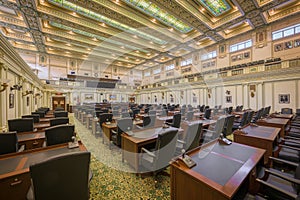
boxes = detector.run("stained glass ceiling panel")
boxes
[47,0,167,45]
[123,0,193,33]
[197,0,231,16]
[49,21,149,53]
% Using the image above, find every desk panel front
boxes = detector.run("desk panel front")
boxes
[170,140,265,200]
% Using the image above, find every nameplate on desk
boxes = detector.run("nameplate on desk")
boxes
[68,141,79,149]
[125,131,134,136]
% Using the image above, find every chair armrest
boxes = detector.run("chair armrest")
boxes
[141,147,156,157]
[135,125,143,129]
[256,178,298,199]
[203,129,216,134]
[265,169,300,185]
[111,129,117,134]
[285,136,300,141]
[280,144,300,151]
[177,139,186,144]
[18,145,25,152]
[269,156,298,167]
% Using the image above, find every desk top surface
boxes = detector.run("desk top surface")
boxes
[18,132,45,142]
[257,117,289,125]
[102,119,143,128]
[234,125,280,141]
[171,140,265,198]
[272,114,294,119]
[0,142,86,178]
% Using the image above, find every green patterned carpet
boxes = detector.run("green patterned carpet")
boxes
[70,114,170,200]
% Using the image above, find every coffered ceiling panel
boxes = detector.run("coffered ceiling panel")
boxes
[0,0,298,71]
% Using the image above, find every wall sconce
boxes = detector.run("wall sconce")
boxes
[0,79,11,93]
[10,84,22,91]
[22,90,33,96]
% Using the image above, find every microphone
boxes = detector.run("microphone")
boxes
[181,149,186,158]
[71,136,76,143]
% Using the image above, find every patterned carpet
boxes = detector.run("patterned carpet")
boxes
[70,114,170,200]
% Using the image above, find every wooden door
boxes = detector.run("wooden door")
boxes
[52,96,66,110]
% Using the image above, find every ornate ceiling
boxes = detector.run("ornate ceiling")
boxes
[0,0,299,70]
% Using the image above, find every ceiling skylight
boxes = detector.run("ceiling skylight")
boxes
[197,0,231,16]
[123,0,193,33]
[48,0,167,45]
[49,21,149,53]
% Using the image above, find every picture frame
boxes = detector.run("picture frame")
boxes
[84,94,94,101]
[294,39,300,48]
[244,52,250,59]
[284,41,293,49]
[231,55,237,62]
[9,93,14,109]
[219,44,226,57]
[279,94,290,104]
[226,96,232,103]
[274,43,283,52]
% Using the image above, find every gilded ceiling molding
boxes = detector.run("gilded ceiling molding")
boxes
[0,15,27,27]
[265,4,300,23]
[260,0,293,12]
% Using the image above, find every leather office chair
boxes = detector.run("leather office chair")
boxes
[185,111,194,121]
[0,131,24,155]
[203,117,226,143]
[282,108,293,114]
[22,114,40,123]
[98,113,113,131]
[165,113,181,128]
[245,111,255,125]
[54,107,64,111]
[121,112,130,118]
[175,122,202,155]
[223,115,235,137]
[112,110,120,118]
[49,117,69,126]
[149,110,156,116]
[203,108,211,119]
[256,156,300,200]
[232,112,248,131]
[54,111,68,118]
[136,115,155,129]
[140,127,178,173]
[45,124,75,146]
[132,109,140,119]
[111,118,133,147]
[27,152,91,200]
[8,118,34,133]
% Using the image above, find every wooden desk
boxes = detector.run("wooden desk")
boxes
[34,122,50,130]
[39,118,53,123]
[0,142,86,200]
[18,132,45,150]
[122,127,179,172]
[193,112,204,118]
[233,124,280,164]
[256,118,289,137]
[44,114,54,118]
[102,120,143,145]
[271,114,293,120]
[170,140,265,200]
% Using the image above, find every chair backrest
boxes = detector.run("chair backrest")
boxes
[50,117,69,126]
[204,109,211,119]
[153,128,179,171]
[112,110,120,118]
[200,105,205,112]
[95,111,104,118]
[117,118,133,134]
[54,111,68,118]
[0,131,18,155]
[121,112,130,118]
[281,108,293,114]
[29,151,90,200]
[54,107,64,111]
[141,116,154,128]
[32,111,45,118]
[8,118,34,133]
[223,115,235,136]
[45,124,75,146]
[214,117,226,136]
[184,122,203,151]
[149,110,156,116]
[228,106,233,114]
[186,111,194,121]
[171,113,181,128]
[246,111,255,124]
[22,114,40,123]
[239,112,249,127]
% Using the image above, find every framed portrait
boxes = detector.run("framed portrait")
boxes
[237,54,243,60]
[84,94,94,101]
[279,94,290,104]
[193,96,197,103]
[294,39,300,48]
[231,55,237,62]
[226,96,232,103]
[274,43,283,52]
[9,93,14,109]
[219,44,226,55]
[284,41,293,49]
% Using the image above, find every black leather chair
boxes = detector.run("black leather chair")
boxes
[136,115,156,129]
[203,108,211,119]
[185,111,194,121]
[8,118,34,133]
[140,127,178,173]
[0,131,24,155]
[22,114,40,123]
[98,113,113,132]
[233,112,248,131]
[165,113,181,128]
[45,124,75,146]
[54,107,65,111]
[252,109,264,123]
[223,115,235,137]
[175,122,202,155]
[54,111,68,118]
[121,112,130,118]
[245,111,255,125]
[282,108,293,114]
[256,156,300,200]
[111,118,133,147]
[149,110,156,116]
[32,111,45,118]
[27,152,91,200]
[50,117,69,126]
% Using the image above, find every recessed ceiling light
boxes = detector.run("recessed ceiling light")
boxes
[133,35,138,38]
[73,12,76,15]
[125,57,129,59]
[65,51,70,54]
[118,62,122,64]
[105,59,110,62]
[201,8,205,11]
[161,45,166,48]
[147,53,151,56]
[135,50,140,53]
[169,28,174,31]
[112,54,116,57]
[136,59,140,61]
[121,46,125,49]
[92,37,98,41]
[149,41,153,44]
[87,48,91,51]
[152,19,156,23]
[66,43,71,46]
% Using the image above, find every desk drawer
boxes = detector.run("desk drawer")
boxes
[19,138,45,150]
[0,172,31,200]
